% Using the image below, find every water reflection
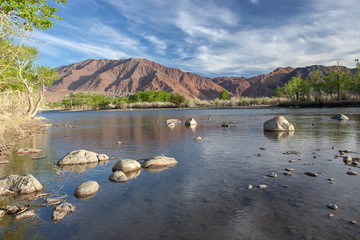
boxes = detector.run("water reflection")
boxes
[263,130,294,141]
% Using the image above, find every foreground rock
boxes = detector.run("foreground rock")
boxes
[57,150,109,166]
[263,116,295,132]
[17,148,42,155]
[331,114,349,120]
[52,202,76,221]
[185,118,197,126]
[0,174,43,195]
[74,181,99,199]
[142,155,178,169]
[109,171,128,182]
[15,209,36,220]
[112,159,141,173]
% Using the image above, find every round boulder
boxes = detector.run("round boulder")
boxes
[109,171,128,182]
[331,114,349,120]
[112,159,141,173]
[263,116,294,132]
[74,181,99,199]
[0,174,43,195]
[142,155,178,169]
[185,118,197,126]
[57,150,99,166]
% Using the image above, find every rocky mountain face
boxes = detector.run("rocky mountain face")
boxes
[44,58,356,101]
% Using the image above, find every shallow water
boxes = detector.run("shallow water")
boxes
[1,107,359,239]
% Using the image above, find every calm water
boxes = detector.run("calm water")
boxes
[1,107,360,239]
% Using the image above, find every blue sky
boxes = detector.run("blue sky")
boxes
[34,0,360,77]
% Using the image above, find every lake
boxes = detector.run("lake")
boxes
[1,107,359,239]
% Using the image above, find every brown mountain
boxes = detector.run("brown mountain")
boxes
[45,58,356,101]
[45,58,228,101]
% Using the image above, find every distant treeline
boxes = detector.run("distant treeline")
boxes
[274,65,360,102]
[47,90,186,110]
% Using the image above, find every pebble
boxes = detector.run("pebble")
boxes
[350,220,358,225]
[327,178,335,181]
[260,147,267,150]
[343,156,353,164]
[346,170,358,176]
[194,136,202,141]
[304,172,318,177]
[258,184,267,189]
[266,172,278,178]
[328,213,334,218]
[283,172,293,176]
[289,160,296,163]
[327,204,338,210]
[332,146,336,149]
[248,185,253,190]
[117,141,122,145]
[285,168,294,172]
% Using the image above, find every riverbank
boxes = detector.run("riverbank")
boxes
[0,117,49,158]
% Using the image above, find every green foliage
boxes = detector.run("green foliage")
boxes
[220,90,229,100]
[325,69,352,100]
[282,76,308,100]
[170,93,186,106]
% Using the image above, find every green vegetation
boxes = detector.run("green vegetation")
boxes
[0,0,66,118]
[220,90,229,100]
[274,65,360,103]
[49,90,187,110]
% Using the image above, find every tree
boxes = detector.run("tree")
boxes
[325,68,352,100]
[0,0,67,117]
[309,70,325,101]
[282,76,307,101]
[219,90,229,100]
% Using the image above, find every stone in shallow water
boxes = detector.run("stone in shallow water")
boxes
[266,172,278,178]
[109,171,128,182]
[112,159,141,173]
[15,209,36,220]
[57,150,99,166]
[17,148,42,155]
[263,115,295,132]
[74,181,99,199]
[327,204,338,210]
[0,174,43,195]
[258,184,267,189]
[52,203,76,221]
[185,118,197,126]
[346,170,358,176]
[142,155,178,169]
[304,172,318,177]
[331,114,349,121]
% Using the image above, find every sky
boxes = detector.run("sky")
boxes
[33,0,360,78]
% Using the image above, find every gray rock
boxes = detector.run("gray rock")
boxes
[346,170,358,175]
[263,115,294,132]
[258,184,267,189]
[304,172,318,177]
[74,181,99,199]
[266,172,278,178]
[3,205,19,214]
[52,203,76,221]
[15,209,36,220]
[57,150,99,166]
[283,172,293,176]
[327,204,338,210]
[0,174,43,195]
[112,159,141,173]
[343,156,353,164]
[166,122,176,128]
[142,155,178,169]
[285,168,294,172]
[331,114,349,120]
[17,148,42,155]
[185,118,197,126]
[109,171,128,182]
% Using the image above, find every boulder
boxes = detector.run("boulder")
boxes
[57,150,99,166]
[185,118,197,126]
[263,116,294,132]
[74,181,99,199]
[0,210,5,219]
[112,159,141,173]
[142,155,178,169]
[97,153,109,162]
[17,148,42,155]
[166,119,181,125]
[109,171,128,182]
[52,202,76,221]
[332,114,349,120]
[0,174,43,195]
[166,122,176,128]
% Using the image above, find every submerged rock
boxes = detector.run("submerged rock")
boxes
[331,114,349,121]
[166,122,176,128]
[112,159,141,173]
[185,118,197,126]
[142,155,178,169]
[266,172,278,178]
[346,170,358,176]
[304,172,318,177]
[0,174,43,195]
[15,209,36,220]
[327,204,338,210]
[74,181,99,199]
[166,119,181,125]
[263,116,294,132]
[52,203,76,221]
[17,148,42,155]
[109,171,128,182]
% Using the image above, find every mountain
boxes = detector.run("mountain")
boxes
[44,58,356,101]
[45,58,227,101]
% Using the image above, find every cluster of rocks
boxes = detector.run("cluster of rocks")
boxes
[165,118,197,128]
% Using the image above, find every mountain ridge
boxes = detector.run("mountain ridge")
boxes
[44,58,356,101]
